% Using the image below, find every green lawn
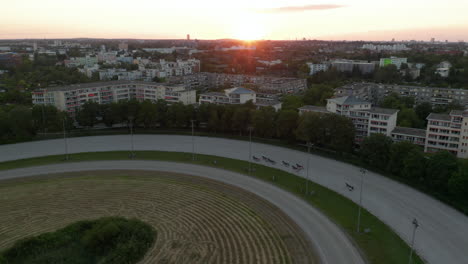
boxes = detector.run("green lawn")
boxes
[0,151,424,264]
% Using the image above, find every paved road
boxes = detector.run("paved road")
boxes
[0,161,364,264]
[1,135,468,264]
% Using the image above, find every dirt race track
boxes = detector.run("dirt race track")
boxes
[0,170,317,264]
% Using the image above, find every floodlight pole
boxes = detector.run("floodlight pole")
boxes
[62,118,69,160]
[408,218,419,264]
[305,142,313,195]
[129,116,135,158]
[191,119,195,161]
[248,126,253,173]
[357,168,366,233]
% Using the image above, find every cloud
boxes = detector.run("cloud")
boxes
[255,4,345,13]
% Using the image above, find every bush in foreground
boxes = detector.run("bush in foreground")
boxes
[0,217,156,264]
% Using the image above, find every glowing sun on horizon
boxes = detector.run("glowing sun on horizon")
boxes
[231,15,266,41]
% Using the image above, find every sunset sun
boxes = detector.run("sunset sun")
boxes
[231,16,266,41]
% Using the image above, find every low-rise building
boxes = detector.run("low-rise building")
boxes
[306,63,329,75]
[32,81,196,116]
[170,73,306,93]
[391,126,426,146]
[331,59,376,74]
[199,87,256,105]
[380,57,408,69]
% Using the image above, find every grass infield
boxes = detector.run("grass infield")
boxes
[0,151,425,264]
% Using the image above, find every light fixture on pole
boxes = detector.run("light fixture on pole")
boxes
[62,118,69,160]
[191,119,195,161]
[305,141,313,195]
[248,126,254,174]
[129,116,135,159]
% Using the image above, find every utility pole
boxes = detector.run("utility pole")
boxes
[357,168,366,233]
[408,218,419,264]
[129,116,135,158]
[62,118,69,160]
[191,119,195,161]
[305,141,313,195]
[41,105,46,134]
[248,126,253,174]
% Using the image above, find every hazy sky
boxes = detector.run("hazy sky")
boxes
[1,0,468,41]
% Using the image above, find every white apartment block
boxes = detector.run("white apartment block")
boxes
[299,96,398,141]
[199,87,256,105]
[64,56,98,68]
[391,127,426,146]
[32,81,196,116]
[362,43,410,51]
[306,63,329,75]
[379,57,408,69]
[198,87,282,110]
[425,110,468,158]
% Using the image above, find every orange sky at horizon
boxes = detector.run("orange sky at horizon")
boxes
[1,0,468,41]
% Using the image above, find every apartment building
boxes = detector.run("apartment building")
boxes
[379,57,408,69]
[64,56,98,68]
[335,82,468,108]
[199,87,256,105]
[425,110,468,158]
[32,81,196,116]
[306,63,329,75]
[168,72,306,93]
[299,96,398,141]
[391,127,426,146]
[331,59,376,74]
[199,87,282,110]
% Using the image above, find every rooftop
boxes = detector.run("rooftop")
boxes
[328,96,370,105]
[298,105,329,113]
[255,101,282,106]
[369,107,399,115]
[392,127,426,138]
[450,110,464,116]
[38,81,164,92]
[427,113,451,121]
[200,92,226,97]
[228,87,256,94]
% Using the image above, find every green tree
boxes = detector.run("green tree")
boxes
[448,160,468,199]
[415,102,433,121]
[398,108,424,128]
[76,101,100,127]
[102,103,123,127]
[207,107,221,132]
[402,148,427,182]
[8,106,35,141]
[137,101,158,128]
[166,103,188,128]
[295,112,325,145]
[303,84,334,106]
[374,65,402,83]
[425,151,459,193]
[252,107,276,138]
[360,133,393,169]
[387,141,420,176]
[232,107,252,135]
[276,110,299,140]
[281,95,304,111]
[323,114,355,152]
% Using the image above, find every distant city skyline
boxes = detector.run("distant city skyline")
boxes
[2,0,468,41]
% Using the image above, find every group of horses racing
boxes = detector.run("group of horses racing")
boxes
[252,155,304,172]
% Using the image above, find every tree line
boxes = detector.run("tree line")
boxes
[0,99,466,214]
[360,134,468,214]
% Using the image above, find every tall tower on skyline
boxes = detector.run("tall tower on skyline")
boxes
[187,34,190,41]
